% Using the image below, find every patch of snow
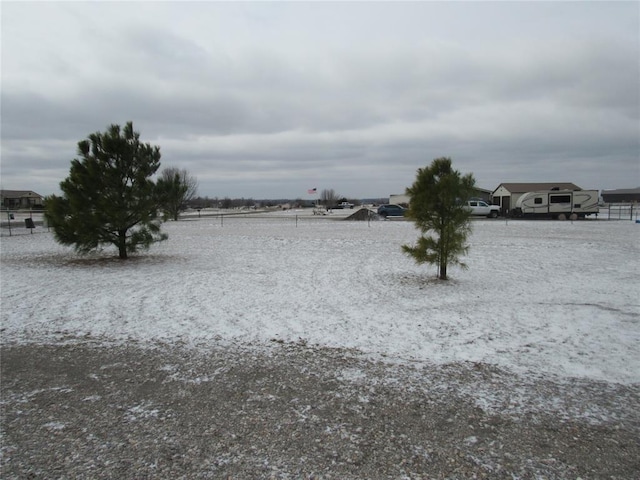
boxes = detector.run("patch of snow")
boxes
[125,403,160,422]
[463,435,478,445]
[82,395,102,402]
[43,422,66,431]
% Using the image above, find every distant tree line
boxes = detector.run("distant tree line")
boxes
[187,197,259,209]
[186,196,367,210]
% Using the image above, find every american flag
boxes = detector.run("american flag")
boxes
[307,188,317,194]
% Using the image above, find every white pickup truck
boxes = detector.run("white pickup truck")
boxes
[334,202,354,209]
[467,200,500,218]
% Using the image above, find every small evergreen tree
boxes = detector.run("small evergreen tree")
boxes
[157,167,198,221]
[402,157,475,280]
[45,122,167,259]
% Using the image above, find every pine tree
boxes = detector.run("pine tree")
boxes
[402,157,475,280]
[44,122,167,259]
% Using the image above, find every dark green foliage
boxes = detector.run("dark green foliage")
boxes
[402,157,475,280]
[44,122,167,259]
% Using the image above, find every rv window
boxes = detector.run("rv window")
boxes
[550,195,571,204]
[534,197,543,205]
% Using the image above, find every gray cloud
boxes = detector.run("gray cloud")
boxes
[2,2,638,199]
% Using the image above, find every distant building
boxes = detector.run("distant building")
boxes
[0,190,45,209]
[601,188,640,204]
[491,183,582,216]
[470,188,493,203]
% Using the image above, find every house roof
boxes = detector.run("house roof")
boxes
[0,190,44,198]
[601,188,640,195]
[601,188,640,203]
[493,183,581,195]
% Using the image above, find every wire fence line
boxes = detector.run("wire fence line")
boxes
[0,209,46,237]
[0,208,383,237]
[601,204,639,221]
[2,204,637,238]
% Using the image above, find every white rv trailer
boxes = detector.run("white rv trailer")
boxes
[513,189,599,219]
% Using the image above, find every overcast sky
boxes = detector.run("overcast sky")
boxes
[2,1,639,200]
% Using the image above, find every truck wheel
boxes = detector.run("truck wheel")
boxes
[569,213,578,221]
[558,213,567,220]
[489,211,498,218]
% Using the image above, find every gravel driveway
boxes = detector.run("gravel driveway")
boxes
[1,339,638,479]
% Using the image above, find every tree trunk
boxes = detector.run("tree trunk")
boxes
[118,231,128,259]
[439,261,447,280]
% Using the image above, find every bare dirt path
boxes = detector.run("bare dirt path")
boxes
[1,340,638,479]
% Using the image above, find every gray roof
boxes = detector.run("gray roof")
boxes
[601,188,640,195]
[0,190,44,198]
[493,183,582,194]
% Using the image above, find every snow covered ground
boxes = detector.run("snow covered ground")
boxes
[1,211,638,385]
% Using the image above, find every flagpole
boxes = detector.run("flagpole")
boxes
[307,188,318,212]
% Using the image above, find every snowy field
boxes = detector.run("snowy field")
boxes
[1,211,638,385]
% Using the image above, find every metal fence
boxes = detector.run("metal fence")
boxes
[0,209,47,236]
[2,204,637,238]
[600,204,638,221]
[0,208,384,237]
